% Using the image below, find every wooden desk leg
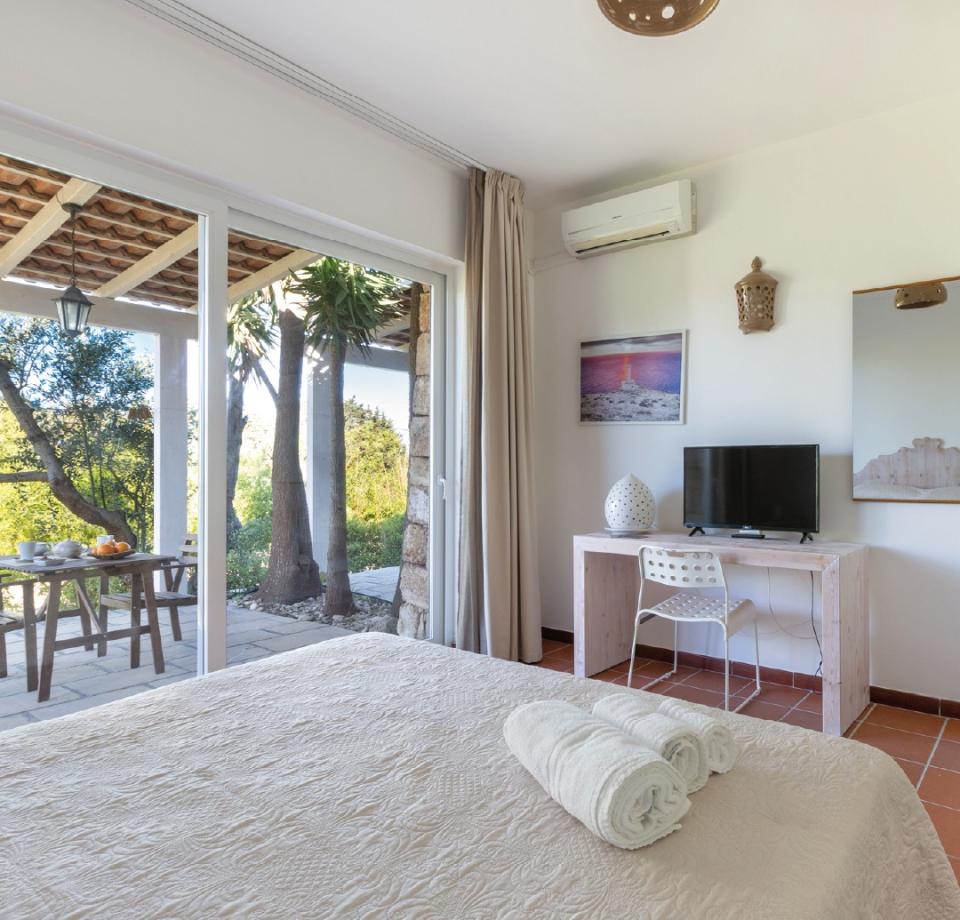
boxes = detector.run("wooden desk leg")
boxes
[129,577,143,669]
[141,574,165,675]
[75,579,106,657]
[22,584,38,693]
[821,552,870,736]
[574,548,641,678]
[37,579,62,703]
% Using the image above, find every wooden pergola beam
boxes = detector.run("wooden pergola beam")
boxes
[0,178,100,277]
[95,225,198,298]
[226,248,317,304]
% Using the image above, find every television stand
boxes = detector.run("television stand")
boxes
[800,532,814,544]
[731,529,766,540]
[687,526,705,537]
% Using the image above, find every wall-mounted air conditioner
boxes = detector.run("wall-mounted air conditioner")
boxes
[561,179,695,258]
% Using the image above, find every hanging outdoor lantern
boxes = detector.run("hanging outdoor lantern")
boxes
[735,257,778,334]
[53,202,93,337]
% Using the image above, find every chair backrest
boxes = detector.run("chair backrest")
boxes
[178,534,199,566]
[161,534,199,594]
[640,546,726,589]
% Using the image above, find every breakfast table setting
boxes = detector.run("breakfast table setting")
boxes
[0,536,176,701]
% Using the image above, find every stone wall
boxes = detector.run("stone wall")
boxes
[397,287,431,639]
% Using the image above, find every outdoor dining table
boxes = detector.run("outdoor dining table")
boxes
[0,553,176,702]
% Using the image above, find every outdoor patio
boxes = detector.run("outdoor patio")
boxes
[0,605,353,732]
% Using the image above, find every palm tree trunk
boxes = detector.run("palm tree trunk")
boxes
[254,307,322,603]
[225,368,246,541]
[324,339,355,616]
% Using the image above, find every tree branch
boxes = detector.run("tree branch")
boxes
[0,471,47,483]
[0,360,137,546]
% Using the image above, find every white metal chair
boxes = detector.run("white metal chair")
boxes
[627,546,761,711]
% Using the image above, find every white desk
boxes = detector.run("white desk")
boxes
[573,532,869,735]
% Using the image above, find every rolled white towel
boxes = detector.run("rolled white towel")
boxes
[593,695,709,793]
[503,700,689,850]
[657,699,739,774]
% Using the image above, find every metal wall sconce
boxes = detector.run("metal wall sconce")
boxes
[735,257,778,334]
[895,282,947,310]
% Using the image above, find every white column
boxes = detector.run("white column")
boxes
[306,359,332,571]
[153,334,189,558]
[197,208,229,674]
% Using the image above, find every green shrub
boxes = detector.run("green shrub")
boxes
[346,513,404,572]
[226,517,272,595]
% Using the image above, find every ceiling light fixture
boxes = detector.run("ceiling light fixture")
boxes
[53,203,93,337]
[597,0,720,36]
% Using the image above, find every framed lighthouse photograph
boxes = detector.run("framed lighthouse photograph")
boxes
[578,330,687,425]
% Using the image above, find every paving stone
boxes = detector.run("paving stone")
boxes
[0,686,81,718]
[30,686,146,721]
[0,712,34,731]
[252,626,352,653]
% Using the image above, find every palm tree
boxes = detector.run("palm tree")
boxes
[254,289,323,604]
[226,290,277,540]
[293,258,403,617]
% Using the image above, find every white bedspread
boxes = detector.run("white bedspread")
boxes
[0,633,956,919]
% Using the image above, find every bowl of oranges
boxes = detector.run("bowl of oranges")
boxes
[87,536,134,560]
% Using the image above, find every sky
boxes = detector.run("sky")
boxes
[181,339,410,444]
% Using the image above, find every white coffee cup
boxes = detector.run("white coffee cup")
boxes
[96,535,115,545]
[17,541,36,561]
[34,542,49,556]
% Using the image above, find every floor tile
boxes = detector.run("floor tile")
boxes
[591,667,629,682]
[541,639,570,655]
[639,661,696,681]
[924,802,960,858]
[794,692,822,715]
[920,768,960,811]
[780,708,823,731]
[544,645,574,665]
[735,699,789,721]
[932,740,960,774]
[682,670,752,695]
[865,704,945,738]
[851,722,937,763]
[537,657,573,673]
[894,758,924,785]
[659,683,726,708]
[943,721,960,744]
[738,683,809,709]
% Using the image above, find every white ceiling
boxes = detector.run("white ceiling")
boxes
[181,0,960,206]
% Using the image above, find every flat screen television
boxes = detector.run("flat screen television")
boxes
[683,445,820,541]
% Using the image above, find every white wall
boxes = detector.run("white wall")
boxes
[0,0,465,262]
[532,89,960,699]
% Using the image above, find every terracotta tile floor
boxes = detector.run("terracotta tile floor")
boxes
[535,641,960,882]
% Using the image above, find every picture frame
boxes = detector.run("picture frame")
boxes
[579,329,687,425]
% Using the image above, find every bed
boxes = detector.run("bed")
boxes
[0,633,956,919]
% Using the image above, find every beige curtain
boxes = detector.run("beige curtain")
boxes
[456,168,542,663]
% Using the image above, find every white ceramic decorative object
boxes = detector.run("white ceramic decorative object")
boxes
[53,540,83,559]
[604,474,656,534]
